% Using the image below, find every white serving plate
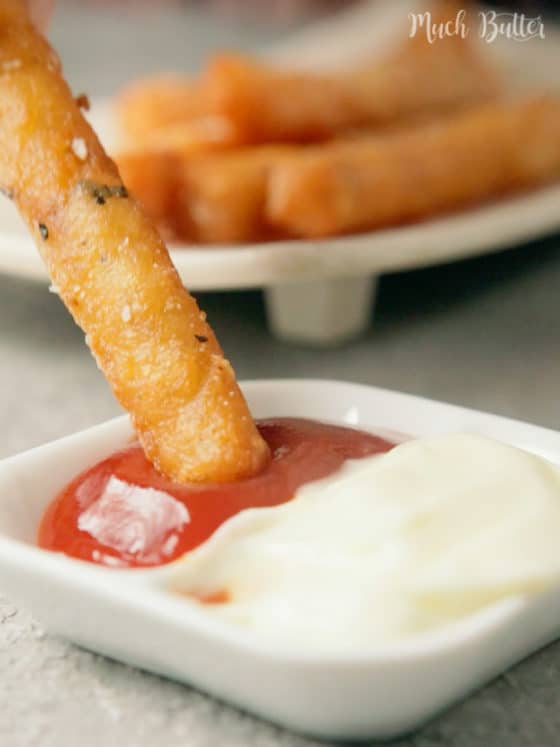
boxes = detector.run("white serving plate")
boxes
[0,2,559,345]
[2,378,560,740]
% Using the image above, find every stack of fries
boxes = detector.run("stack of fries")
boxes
[114,3,560,246]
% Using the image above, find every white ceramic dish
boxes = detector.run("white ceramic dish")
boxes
[0,2,559,345]
[1,378,560,740]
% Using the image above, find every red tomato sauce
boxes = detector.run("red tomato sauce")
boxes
[37,418,395,569]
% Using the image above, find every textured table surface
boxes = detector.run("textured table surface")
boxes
[2,5,560,746]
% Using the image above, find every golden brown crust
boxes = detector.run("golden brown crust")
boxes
[0,0,269,482]
[266,97,560,238]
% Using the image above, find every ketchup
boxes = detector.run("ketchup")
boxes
[38,418,394,568]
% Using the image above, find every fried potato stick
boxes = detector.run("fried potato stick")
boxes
[115,148,179,239]
[116,75,207,141]
[177,146,295,243]
[204,16,499,144]
[0,0,269,483]
[116,76,241,152]
[116,120,242,239]
[118,143,295,244]
[267,97,560,238]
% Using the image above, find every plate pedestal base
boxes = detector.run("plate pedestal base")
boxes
[265,275,376,346]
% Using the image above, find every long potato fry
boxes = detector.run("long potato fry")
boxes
[0,0,269,483]
[115,148,179,239]
[118,143,296,244]
[116,120,242,239]
[266,97,560,238]
[204,18,499,144]
[177,146,295,244]
[116,76,241,153]
[116,75,207,141]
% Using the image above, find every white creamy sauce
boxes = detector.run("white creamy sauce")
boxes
[172,434,560,649]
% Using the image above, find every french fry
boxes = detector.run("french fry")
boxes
[0,0,269,483]
[116,120,242,239]
[115,148,179,239]
[118,143,295,245]
[116,76,241,152]
[177,146,295,244]
[266,97,560,238]
[116,75,207,141]
[204,14,499,144]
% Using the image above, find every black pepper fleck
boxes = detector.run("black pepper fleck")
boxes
[78,180,129,204]
[39,223,48,240]
[195,334,208,343]
[0,186,14,200]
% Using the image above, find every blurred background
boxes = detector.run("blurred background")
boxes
[48,0,559,94]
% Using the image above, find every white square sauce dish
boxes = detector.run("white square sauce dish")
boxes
[2,378,560,741]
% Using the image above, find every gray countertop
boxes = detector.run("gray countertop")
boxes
[2,5,560,746]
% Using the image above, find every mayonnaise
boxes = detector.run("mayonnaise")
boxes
[171,434,560,649]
